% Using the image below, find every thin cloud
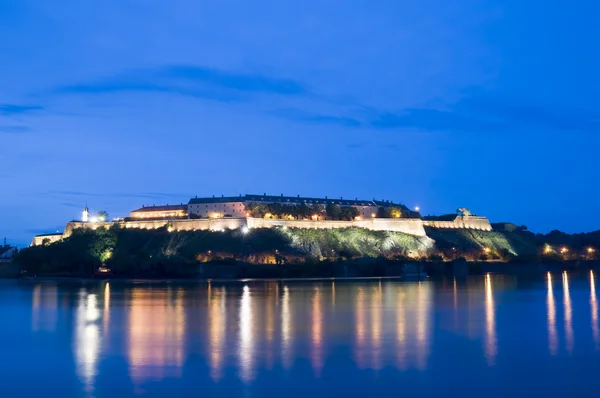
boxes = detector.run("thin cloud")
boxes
[0,125,30,133]
[45,190,190,200]
[272,109,361,127]
[0,104,43,115]
[367,95,600,133]
[346,142,368,149]
[54,65,309,100]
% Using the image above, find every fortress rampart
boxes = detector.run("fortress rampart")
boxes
[422,216,492,231]
[41,215,491,246]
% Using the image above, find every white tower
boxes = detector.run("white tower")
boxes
[82,206,89,222]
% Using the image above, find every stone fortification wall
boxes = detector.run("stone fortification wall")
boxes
[248,217,427,236]
[356,218,427,236]
[65,218,246,236]
[60,215,489,241]
[30,234,65,246]
[422,216,492,231]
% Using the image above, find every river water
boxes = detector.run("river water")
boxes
[1,272,599,397]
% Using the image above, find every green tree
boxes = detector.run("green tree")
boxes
[340,206,360,220]
[297,203,311,219]
[310,204,325,218]
[385,206,403,218]
[245,202,268,218]
[325,203,341,220]
[95,211,109,222]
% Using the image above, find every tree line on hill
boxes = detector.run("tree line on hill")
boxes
[244,202,405,220]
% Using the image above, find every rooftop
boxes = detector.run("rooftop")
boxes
[131,204,187,213]
[189,194,410,208]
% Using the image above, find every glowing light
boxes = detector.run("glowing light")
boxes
[90,217,98,223]
[371,213,376,218]
[484,247,491,253]
[544,245,552,254]
[561,247,569,254]
[415,206,420,212]
[589,247,596,254]
[241,226,249,234]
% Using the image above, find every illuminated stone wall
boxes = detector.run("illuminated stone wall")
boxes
[357,218,427,236]
[248,217,427,236]
[64,218,247,236]
[59,215,491,242]
[30,233,64,246]
[422,216,492,231]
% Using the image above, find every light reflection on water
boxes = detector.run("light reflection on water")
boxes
[547,272,558,355]
[591,271,599,348]
[6,273,600,396]
[484,274,496,365]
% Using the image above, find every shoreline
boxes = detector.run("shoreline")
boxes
[6,258,600,282]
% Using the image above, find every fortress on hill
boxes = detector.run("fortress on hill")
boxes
[31,193,493,246]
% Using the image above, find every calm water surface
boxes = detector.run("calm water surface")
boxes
[1,272,600,397]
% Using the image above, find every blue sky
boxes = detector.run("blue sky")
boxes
[2,0,599,246]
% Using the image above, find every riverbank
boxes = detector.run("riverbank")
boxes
[0,262,19,278]
[9,257,600,280]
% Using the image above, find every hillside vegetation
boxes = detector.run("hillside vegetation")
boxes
[14,225,600,277]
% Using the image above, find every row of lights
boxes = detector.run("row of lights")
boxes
[544,245,595,254]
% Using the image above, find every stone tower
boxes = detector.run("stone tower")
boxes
[82,206,89,222]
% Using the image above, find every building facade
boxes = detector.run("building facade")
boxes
[187,194,415,220]
[130,204,188,220]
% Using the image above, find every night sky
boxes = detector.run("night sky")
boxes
[2,1,599,246]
